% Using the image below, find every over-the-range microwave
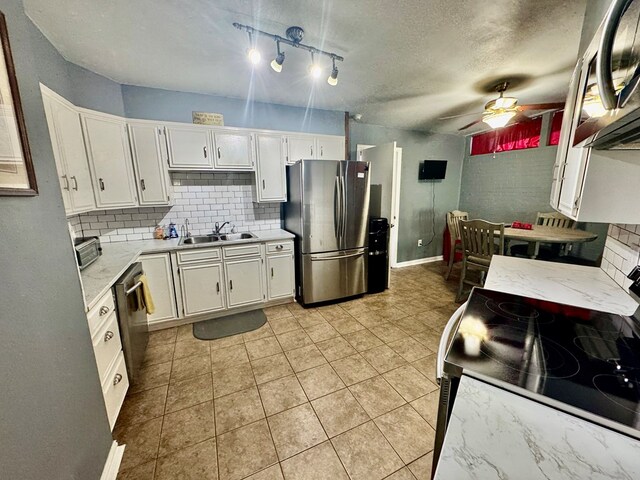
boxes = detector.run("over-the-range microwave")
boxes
[573,0,640,149]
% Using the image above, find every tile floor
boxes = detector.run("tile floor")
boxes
[114,262,458,480]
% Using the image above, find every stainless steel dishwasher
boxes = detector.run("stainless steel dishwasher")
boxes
[114,262,149,383]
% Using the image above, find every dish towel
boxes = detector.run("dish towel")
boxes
[138,274,155,315]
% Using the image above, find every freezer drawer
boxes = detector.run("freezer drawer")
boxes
[300,248,367,305]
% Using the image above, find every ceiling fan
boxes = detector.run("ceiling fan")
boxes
[442,82,565,131]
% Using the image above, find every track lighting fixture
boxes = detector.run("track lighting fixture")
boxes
[233,22,344,86]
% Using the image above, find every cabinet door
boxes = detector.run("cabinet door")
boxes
[179,262,225,316]
[287,135,316,164]
[266,254,294,300]
[82,113,138,208]
[166,126,212,169]
[212,131,254,170]
[225,257,264,308]
[255,134,286,202]
[141,253,178,324]
[128,123,171,205]
[317,136,345,160]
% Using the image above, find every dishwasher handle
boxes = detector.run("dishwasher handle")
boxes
[436,302,467,384]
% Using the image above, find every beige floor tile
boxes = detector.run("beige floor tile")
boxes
[209,334,244,351]
[158,401,216,457]
[174,338,210,359]
[374,404,435,463]
[361,344,407,374]
[246,336,283,361]
[304,322,339,343]
[251,352,294,384]
[394,316,429,336]
[411,328,441,352]
[245,464,284,479]
[349,310,387,329]
[343,329,384,352]
[410,390,439,428]
[212,362,256,398]
[349,376,405,418]
[383,365,438,402]
[217,420,278,480]
[118,385,167,426]
[258,374,308,416]
[327,316,366,335]
[388,337,433,362]
[331,421,403,480]
[210,344,249,372]
[130,361,172,394]
[276,329,313,351]
[116,460,156,480]
[396,300,431,316]
[113,417,162,471]
[296,364,345,400]
[268,403,328,460]
[243,323,275,343]
[165,373,213,414]
[281,441,349,479]
[171,354,211,382]
[385,467,417,479]
[295,312,326,328]
[144,343,175,366]
[330,354,377,386]
[155,438,217,480]
[148,327,178,347]
[269,316,301,335]
[285,344,327,372]
[315,336,357,362]
[215,386,265,435]
[411,355,437,384]
[408,452,434,480]
[317,305,351,322]
[369,323,409,344]
[287,302,313,316]
[340,299,371,316]
[311,388,370,438]
[176,324,195,342]
[264,304,295,320]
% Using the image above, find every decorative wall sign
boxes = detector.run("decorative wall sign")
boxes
[0,11,37,196]
[192,111,224,126]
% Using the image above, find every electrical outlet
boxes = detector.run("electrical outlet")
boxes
[418,239,423,247]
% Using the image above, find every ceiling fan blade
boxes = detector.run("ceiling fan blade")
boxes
[458,118,484,131]
[438,111,483,120]
[518,102,565,111]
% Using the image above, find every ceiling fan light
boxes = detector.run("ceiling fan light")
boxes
[583,100,607,118]
[493,96,517,109]
[482,111,516,129]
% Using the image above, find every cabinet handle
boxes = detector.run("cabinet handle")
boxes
[217,146,221,159]
[271,267,274,278]
[99,305,110,316]
[216,282,220,293]
[262,179,266,189]
[113,373,123,386]
[275,244,283,250]
[310,146,313,157]
[321,146,324,157]
[230,280,233,291]
[61,174,70,191]
[141,179,146,191]
[99,178,105,191]
[71,175,78,191]
[203,146,207,158]
[104,331,114,342]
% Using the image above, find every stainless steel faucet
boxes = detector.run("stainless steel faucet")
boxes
[180,218,191,238]
[214,221,230,236]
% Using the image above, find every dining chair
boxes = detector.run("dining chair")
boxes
[510,211,575,258]
[456,219,504,302]
[445,210,468,280]
[536,212,576,229]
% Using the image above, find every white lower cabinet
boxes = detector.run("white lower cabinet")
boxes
[225,257,265,308]
[266,253,294,300]
[179,262,226,316]
[140,253,178,324]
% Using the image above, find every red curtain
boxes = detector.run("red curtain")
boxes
[470,116,542,156]
[548,110,564,146]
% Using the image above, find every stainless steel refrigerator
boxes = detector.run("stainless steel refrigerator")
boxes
[284,160,370,305]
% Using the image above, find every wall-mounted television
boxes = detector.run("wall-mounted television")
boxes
[419,160,447,180]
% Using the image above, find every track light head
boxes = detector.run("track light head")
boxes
[309,52,322,79]
[270,41,285,73]
[327,58,338,86]
[246,31,261,65]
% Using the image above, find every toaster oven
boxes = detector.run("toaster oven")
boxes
[74,237,102,270]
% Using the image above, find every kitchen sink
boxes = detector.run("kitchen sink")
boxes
[219,233,256,241]
[179,235,219,245]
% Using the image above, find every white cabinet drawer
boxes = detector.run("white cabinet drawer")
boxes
[92,311,122,385]
[102,351,129,431]
[177,247,221,264]
[223,244,262,258]
[266,241,293,254]
[87,289,116,337]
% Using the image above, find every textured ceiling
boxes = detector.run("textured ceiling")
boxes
[24,0,587,134]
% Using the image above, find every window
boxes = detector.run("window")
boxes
[470,116,542,155]
[548,110,564,146]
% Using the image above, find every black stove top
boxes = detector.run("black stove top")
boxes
[445,288,640,435]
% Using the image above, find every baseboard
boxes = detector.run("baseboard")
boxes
[100,441,125,480]
[393,255,444,268]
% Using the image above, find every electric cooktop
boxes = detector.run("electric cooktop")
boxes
[445,288,640,437]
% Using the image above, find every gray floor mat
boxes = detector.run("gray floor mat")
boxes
[192,309,267,340]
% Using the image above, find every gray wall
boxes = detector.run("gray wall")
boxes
[0,1,113,478]
[350,123,465,262]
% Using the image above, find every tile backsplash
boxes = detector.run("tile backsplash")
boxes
[601,224,640,291]
[71,172,281,243]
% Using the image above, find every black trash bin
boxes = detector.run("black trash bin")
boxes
[368,217,389,293]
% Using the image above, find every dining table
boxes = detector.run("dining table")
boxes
[503,224,598,259]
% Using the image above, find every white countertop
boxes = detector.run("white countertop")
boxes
[435,376,640,480]
[485,256,638,316]
[79,229,294,311]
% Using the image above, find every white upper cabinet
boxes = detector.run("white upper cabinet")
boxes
[212,130,254,170]
[317,135,346,160]
[166,125,212,169]
[254,134,286,202]
[287,135,316,164]
[42,87,95,215]
[128,122,172,205]
[81,111,138,209]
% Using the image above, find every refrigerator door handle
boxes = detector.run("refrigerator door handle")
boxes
[340,174,347,240]
[334,175,341,239]
[310,250,365,261]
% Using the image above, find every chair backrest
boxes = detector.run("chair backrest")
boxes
[536,212,575,229]
[447,210,469,240]
[459,219,505,261]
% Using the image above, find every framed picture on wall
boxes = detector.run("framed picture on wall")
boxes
[0,11,37,196]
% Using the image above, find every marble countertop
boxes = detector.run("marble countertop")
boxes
[435,376,640,479]
[80,229,295,311]
[485,256,638,316]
